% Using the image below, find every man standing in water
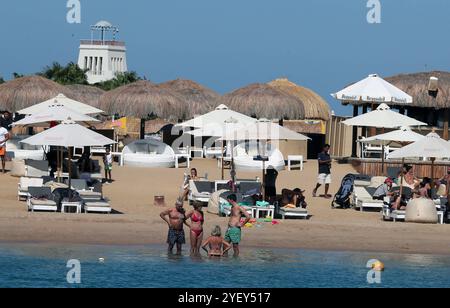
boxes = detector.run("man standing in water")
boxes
[225,194,251,257]
[160,200,188,255]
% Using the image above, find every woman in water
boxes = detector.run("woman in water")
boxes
[185,202,204,256]
[202,225,231,257]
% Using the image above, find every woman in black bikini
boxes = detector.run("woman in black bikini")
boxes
[186,202,204,256]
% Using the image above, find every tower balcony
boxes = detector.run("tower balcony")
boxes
[80,40,126,47]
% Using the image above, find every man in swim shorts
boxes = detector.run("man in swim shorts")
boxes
[160,200,188,255]
[224,194,251,257]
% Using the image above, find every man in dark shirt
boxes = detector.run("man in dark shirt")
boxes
[313,144,332,199]
[0,112,12,131]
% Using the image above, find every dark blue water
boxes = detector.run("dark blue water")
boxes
[0,243,449,288]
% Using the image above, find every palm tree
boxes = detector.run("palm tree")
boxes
[39,62,88,85]
[95,71,142,91]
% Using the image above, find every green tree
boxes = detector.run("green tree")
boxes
[39,62,88,85]
[95,71,142,91]
[0,76,4,84]
[13,72,24,79]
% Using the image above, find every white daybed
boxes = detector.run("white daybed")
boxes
[122,138,176,168]
[6,135,45,160]
[232,141,285,172]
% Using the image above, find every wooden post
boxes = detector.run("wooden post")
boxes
[352,105,359,157]
[362,105,368,138]
[443,109,449,141]
[140,118,146,140]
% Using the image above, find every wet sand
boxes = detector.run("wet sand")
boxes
[1,159,450,255]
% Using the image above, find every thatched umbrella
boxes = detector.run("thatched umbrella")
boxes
[221,83,305,120]
[65,84,106,108]
[268,78,330,121]
[98,80,185,120]
[0,76,70,112]
[159,79,220,118]
[98,80,185,138]
[386,71,450,109]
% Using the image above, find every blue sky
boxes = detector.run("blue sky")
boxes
[0,0,449,115]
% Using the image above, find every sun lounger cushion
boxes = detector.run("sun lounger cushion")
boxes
[30,199,57,206]
[279,207,308,214]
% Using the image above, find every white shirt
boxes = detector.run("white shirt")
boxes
[105,153,113,165]
[0,127,8,147]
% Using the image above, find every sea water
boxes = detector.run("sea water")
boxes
[0,243,449,288]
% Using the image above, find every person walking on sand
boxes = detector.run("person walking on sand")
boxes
[160,200,188,255]
[185,202,204,256]
[103,147,113,183]
[224,194,251,257]
[313,144,332,199]
[202,225,232,257]
[0,125,10,174]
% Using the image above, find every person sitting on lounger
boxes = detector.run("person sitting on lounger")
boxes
[373,178,394,200]
[185,202,204,256]
[399,164,420,190]
[418,177,433,199]
[281,188,307,208]
[225,194,251,257]
[202,225,231,257]
[182,168,200,200]
[160,200,188,255]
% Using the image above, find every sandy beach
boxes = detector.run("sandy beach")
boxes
[1,159,450,256]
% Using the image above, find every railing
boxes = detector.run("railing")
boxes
[80,40,125,47]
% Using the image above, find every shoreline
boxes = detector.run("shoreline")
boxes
[1,159,450,257]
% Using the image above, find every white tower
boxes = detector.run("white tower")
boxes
[78,21,128,84]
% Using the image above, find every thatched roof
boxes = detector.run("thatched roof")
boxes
[0,76,70,112]
[98,80,186,120]
[65,84,105,107]
[386,71,450,109]
[268,78,330,120]
[159,79,220,117]
[221,83,305,120]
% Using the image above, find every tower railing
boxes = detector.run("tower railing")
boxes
[80,40,125,46]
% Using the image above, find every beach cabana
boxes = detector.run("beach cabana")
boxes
[121,138,176,168]
[159,79,221,118]
[386,71,450,140]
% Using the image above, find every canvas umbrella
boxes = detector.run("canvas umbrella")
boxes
[17,93,104,116]
[388,132,450,195]
[332,74,413,104]
[21,122,116,195]
[12,105,99,127]
[12,105,100,181]
[186,118,248,179]
[219,120,310,200]
[176,104,257,129]
[358,127,424,146]
[342,103,426,173]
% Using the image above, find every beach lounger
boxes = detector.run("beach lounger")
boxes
[17,177,44,201]
[189,180,214,203]
[67,179,103,201]
[238,181,261,197]
[84,200,112,214]
[24,159,50,178]
[382,204,406,222]
[353,174,372,187]
[27,187,57,212]
[277,206,308,220]
[353,186,384,212]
